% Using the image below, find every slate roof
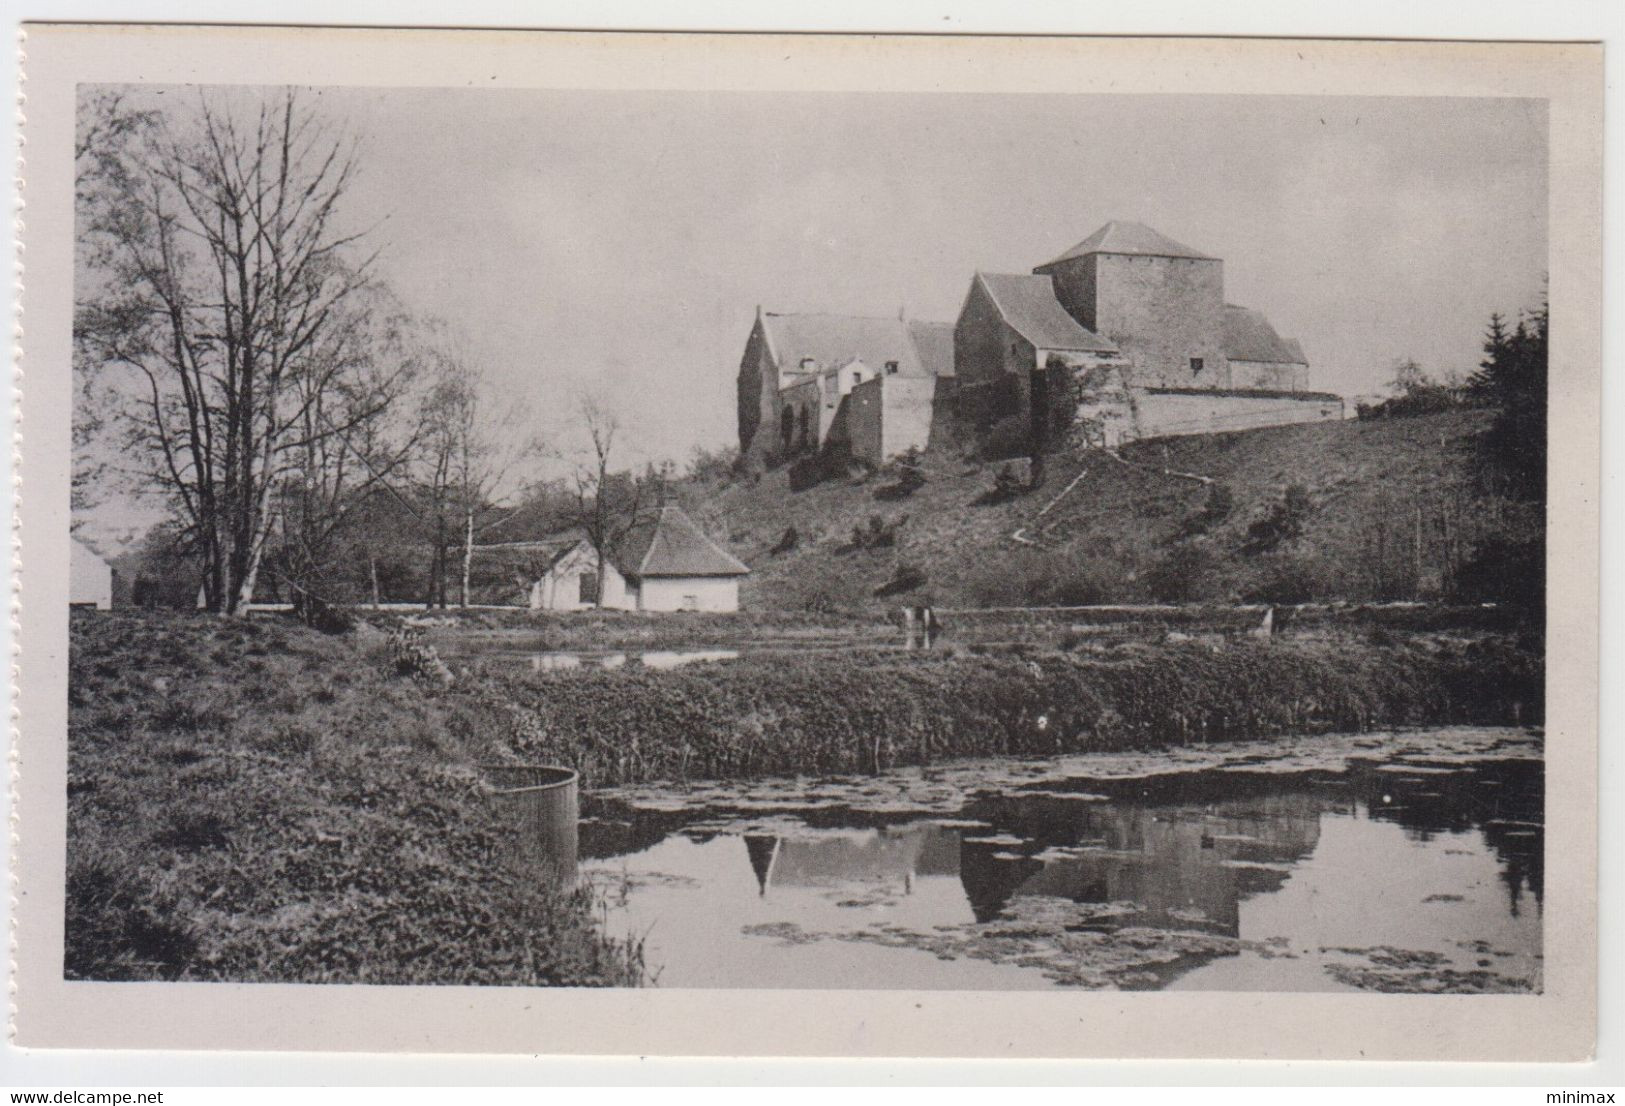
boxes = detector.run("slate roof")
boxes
[1223,304,1308,365]
[763,314,926,378]
[906,320,956,379]
[472,538,589,574]
[974,272,1119,354]
[1038,220,1215,267]
[610,505,750,579]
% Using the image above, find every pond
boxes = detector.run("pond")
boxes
[440,641,936,672]
[576,727,1542,991]
[512,648,740,672]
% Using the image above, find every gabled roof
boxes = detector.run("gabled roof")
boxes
[906,320,956,379]
[475,537,589,574]
[1223,304,1308,365]
[973,272,1119,354]
[1038,220,1215,268]
[761,313,927,378]
[610,505,750,579]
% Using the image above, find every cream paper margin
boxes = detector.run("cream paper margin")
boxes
[11,26,1602,1059]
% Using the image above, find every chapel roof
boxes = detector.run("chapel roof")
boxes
[761,312,952,379]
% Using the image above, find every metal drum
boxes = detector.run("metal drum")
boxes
[483,764,579,881]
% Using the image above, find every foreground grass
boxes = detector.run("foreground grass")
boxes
[478,628,1542,788]
[66,611,642,985]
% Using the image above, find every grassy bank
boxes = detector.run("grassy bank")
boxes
[479,630,1542,788]
[67,610,1541,982]
[66,611,641,985]
[394,602,1528,657]
[400,606,894,650]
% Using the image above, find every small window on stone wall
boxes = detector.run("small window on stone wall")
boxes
[1190,357,1205,376]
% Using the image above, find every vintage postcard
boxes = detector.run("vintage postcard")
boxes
[11,25,1602,1059]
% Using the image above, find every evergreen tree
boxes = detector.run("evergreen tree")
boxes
[1477,294,1547,500]
[1468,312,1511,395]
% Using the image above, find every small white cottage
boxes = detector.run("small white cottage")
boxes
[530,505,750,613]
[69,536,113,610]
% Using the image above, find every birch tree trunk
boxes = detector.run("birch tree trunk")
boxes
[460,506,475,609]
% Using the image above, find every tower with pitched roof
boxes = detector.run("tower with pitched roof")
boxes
[1033,220,1229,388]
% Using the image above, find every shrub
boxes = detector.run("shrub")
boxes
[874,562,929,598]
[846,514,905,553]
[1450,535,1544,609]
[980,415,1032,462]
[798,576,870,614]
[1145,544,1220,603]
[788,445,849,492]
[975,463,1027,506]
[1242,554,1324,605]
[1243,483,1313,555]
[1169,482,1234,542]
[1359,384,1468,421]
[769,525,799,556]
[874,447,927,501]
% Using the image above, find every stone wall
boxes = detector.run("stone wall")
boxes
[953,278,1031,429]
[774,377,822,458]
[846,376,884,466]
[846,374,940,466]
[1132,387,1344,440]
[1056,356,1137,449]
[880,376,939,461]
[1231,359,1310,392]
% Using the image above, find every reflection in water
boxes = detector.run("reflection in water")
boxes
[579,753,1543,991]
[523,649,736,672]
[1348,757,1543,913]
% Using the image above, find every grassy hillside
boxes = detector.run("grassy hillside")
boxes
[668,409,1541,612]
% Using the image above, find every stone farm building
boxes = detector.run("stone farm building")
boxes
[737,220,1343,465]
[524,504,750,613]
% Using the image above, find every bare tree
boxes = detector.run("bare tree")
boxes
[272,287,426,619]
[567,395,645,609]
[415,340,538,608]
[73,91,159,513]
[75,87,379,614]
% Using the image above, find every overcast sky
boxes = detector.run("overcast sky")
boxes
[87,86,1548,533]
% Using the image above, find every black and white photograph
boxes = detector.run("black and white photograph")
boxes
[12,24,1605,1065]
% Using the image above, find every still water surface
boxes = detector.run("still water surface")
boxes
[578,734,1541,991]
